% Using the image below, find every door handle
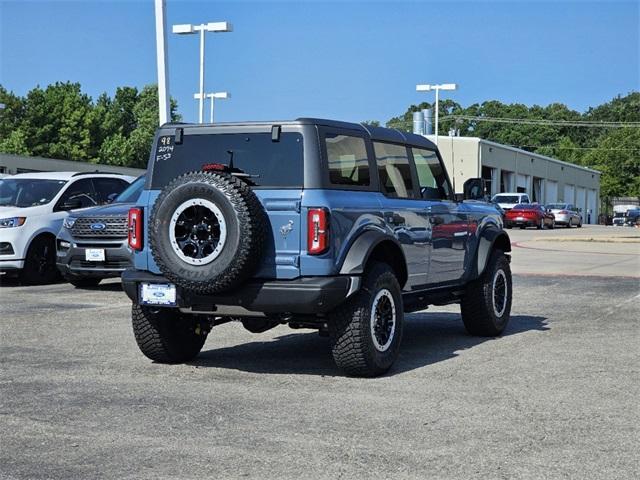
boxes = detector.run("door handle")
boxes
[430,216,444,226]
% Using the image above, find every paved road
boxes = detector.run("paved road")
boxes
[1,228,639,479]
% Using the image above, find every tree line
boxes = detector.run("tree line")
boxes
[0,83,637,198]
[0,82,179,169]
[385,92,640,199]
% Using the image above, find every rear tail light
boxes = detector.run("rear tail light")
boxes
[559,210,569,214]
[307,208,329,255]
[128,207,143,251]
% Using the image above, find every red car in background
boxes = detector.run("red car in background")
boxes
[505,203,555,229]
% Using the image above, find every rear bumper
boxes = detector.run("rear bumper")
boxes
[505,219,537,227]
[121,270,359,315]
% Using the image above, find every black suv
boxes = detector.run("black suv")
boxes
[57,176,145,287]
[123,119,512,376]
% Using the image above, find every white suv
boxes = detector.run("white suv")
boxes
[0,172,134,284]
[491,192,531,211]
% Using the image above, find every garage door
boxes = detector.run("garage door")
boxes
[587,189,597,224]
[546,181,558,204]
[564,184,575,204]
[576,187,586,218]
[516,174,529,193]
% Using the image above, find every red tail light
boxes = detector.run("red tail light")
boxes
[307,208,329,255]
[128,208,143,251]
[559,210,569,214]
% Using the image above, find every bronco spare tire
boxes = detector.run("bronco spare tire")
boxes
[149,171,266,294]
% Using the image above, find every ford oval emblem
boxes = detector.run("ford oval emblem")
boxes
[90,222,106,231]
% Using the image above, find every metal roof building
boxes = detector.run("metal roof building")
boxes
[428,136,601,224]
[0,153,145,177]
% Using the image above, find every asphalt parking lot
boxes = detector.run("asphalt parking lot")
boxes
[1,226,639,479]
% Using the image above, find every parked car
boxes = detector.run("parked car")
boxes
[624,209,640,227]
[492,192,530,211]
[0,172,134,284]
[121,119,513,377]
[505,203,555,229]
[56,175,145,288]
[545,203,582,228]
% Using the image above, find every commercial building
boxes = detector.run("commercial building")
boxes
[428,136,601,224]
[0,153,145,177]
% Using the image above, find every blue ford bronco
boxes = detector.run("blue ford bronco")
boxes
[122,119,512,377]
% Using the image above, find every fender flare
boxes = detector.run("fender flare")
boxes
[473,227,511,279]
[339,230,408,286]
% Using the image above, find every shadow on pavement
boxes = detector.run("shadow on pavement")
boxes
[192,313,549,377]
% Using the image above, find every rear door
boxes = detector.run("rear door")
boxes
[372,141,430,289]
[410,147,468,285]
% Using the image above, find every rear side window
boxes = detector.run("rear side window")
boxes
[411,148,452,200]
[150,132,304,189]
[93,178,129,204]
[373,142,415,198]
[324,133,370,187]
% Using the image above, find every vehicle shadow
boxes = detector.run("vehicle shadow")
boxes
[191,313,549,377]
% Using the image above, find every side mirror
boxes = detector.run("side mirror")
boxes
[463,178,484,200]
[59,198,83,211]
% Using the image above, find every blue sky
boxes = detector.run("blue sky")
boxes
[1,0,638,124]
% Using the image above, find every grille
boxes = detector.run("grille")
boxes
[70,258,131,270]
[70,216,128,238]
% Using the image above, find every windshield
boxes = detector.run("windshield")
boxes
[115,176,145,203]
[546,203,567,210]
[0,178,67,207]
[493,195,520,203]
[512,203,537,210]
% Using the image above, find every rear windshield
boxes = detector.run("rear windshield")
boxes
[512,204,537,210]
[150,132,304,189]
[546,203,567,210]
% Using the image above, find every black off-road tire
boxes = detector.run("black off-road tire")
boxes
[20,235,59,285]
[460,251,512,336]
[149,171,266,294]
[131,304,209,363]
[64,275,102,288]
[329,262,404,377]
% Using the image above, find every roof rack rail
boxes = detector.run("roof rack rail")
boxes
[71,171,124,177]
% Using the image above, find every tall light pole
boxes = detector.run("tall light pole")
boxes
[193,91,230,123]
[172,22,233,123]
[416,83,457,147]
[154,0,170,125]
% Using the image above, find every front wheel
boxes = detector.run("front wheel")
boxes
[20,236,59,285]
[329,262,404,377]
[132,304,210,363]
[460,251,512,336]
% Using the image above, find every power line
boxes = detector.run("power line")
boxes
[440,115,640,128]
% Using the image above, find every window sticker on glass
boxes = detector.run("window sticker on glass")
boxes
[156,136,174,162]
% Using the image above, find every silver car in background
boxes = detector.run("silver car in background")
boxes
[546,203,582,228]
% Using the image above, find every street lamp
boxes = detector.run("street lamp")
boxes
[416,83,457,146]
[173,21,233,123]
[193,91,230,123]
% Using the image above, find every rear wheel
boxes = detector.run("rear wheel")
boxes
[132,304,210,363]
[20,236,59,285]
[460,251,512,336]
[566,218,572,228]
[329,262,404,377]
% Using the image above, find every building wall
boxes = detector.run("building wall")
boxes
[0,153,145,177]
[429,136,601,224]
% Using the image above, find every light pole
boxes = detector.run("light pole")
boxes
[416,83,457,146]
[172,21,233,123]
[154,0,171,125]
[193,92,230,123]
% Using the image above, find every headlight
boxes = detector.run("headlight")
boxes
[0,217,26,228]
[63,217,77,229]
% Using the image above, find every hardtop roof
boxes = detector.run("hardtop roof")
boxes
[161,118,438,150]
